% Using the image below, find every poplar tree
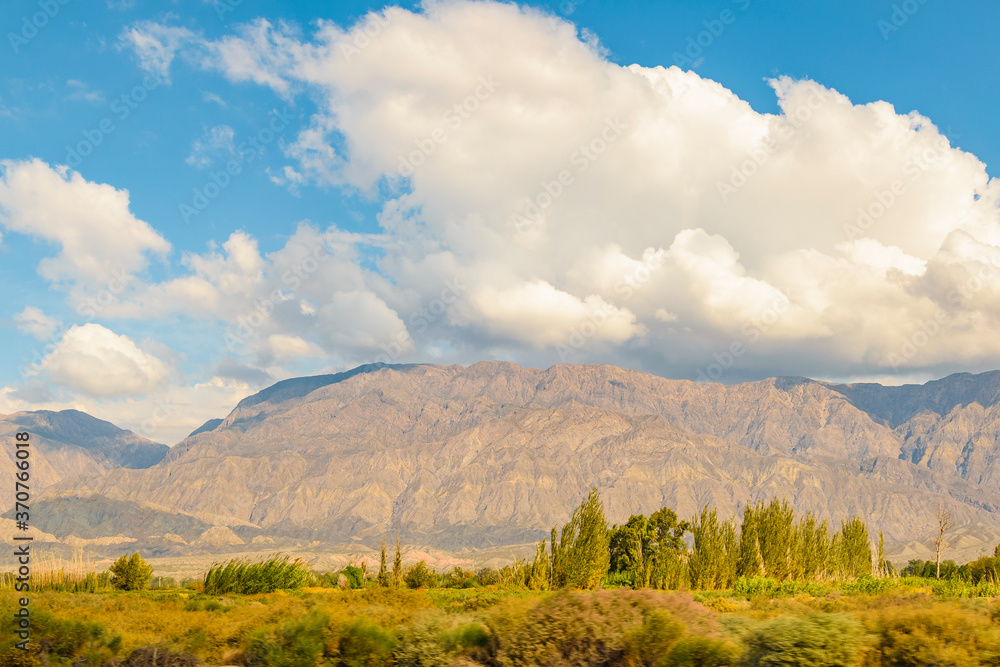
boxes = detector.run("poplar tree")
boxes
[555,487,610,589]
[377,539,389,586]
[393,536,402,587]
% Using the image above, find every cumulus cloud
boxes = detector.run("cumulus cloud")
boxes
[0,159,170,288]
[39,324,169,398]
[14,307,60,341]
[102,1,1000,382]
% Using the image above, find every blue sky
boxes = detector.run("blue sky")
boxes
[1,0,998,442]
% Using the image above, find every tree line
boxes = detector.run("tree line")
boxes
[520,489,893,591]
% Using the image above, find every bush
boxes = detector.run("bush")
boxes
[498,589,717,667]
[394,614,489,666]
[404,561,437,589]
[203,554,310,595]
[622,610,685,666]
[842,575,896,595]
[109,553,153,591]
[665,636,739,667]
[734,577,778,598]
[860,602,1000,666]
[341,565,366,590]
[967,555,1000,584]
[743,613,863,667]
[245,610,330,667]
[337,618,397,667]
[0,609,119,666]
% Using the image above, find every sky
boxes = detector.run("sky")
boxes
[1,0,999,445]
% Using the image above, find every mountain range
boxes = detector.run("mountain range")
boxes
[15,362,1000,562]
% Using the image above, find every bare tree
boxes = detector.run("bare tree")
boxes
[934,507,955,579]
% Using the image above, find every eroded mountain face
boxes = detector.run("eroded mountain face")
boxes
[36,363,1000,550]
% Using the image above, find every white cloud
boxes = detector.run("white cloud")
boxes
[14,307,60,341]
[104,2,1000,381]
[186,124,237,168]
[119,21,196,83]
[0,159,170,288]
[39,324,169,398]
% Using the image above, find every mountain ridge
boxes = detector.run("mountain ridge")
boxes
[40,362,1000,553]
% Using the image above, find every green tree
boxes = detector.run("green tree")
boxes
[403,560,435,589]
[554,487,610,589]
[108,552,153,591]
[377,539,389,586]
[527,537,550,590]
[833,517,871,579]
[393,536,402,588]
[610,507,689,589]
[688,506,737,590]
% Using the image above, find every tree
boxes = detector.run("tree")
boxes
[688,506,738,590]
[403,560,435,589]
[109,552,153,591]
[554,487,610,589]
[377,539,389,586]
[393,536,403,587]
[609,507,689,589]
[527,537,549,590]
[934,507,955,580]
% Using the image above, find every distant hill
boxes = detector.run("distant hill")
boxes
[43,362,1000,555]
[0,409,167,512]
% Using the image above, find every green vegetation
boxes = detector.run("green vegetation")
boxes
[5,493,1000,665]
[203,554,310,595]
[109,552,154,591]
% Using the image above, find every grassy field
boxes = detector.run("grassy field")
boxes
[3,578,1000,666]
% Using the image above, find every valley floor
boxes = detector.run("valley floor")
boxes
[2,581,1000,666]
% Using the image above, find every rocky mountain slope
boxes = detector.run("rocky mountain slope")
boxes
[0,409,167,512]
[39,363,1000,553]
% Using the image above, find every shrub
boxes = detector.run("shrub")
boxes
[0,609,117,666]
[394,614,489,666]
[341,565,366,590]
[743,613,863,667]
[665,636,739,667]
[203,554,309,595]
[860,602,1000,665]
[109,553,153,591]
[967,555,1000,584]
[498,589,717,667]
[842,575,896,595]
[245,610,331,667]
[405,561,437,589]
[337,618,398,667]
[622,610,685,666]
[734,577,778,598]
